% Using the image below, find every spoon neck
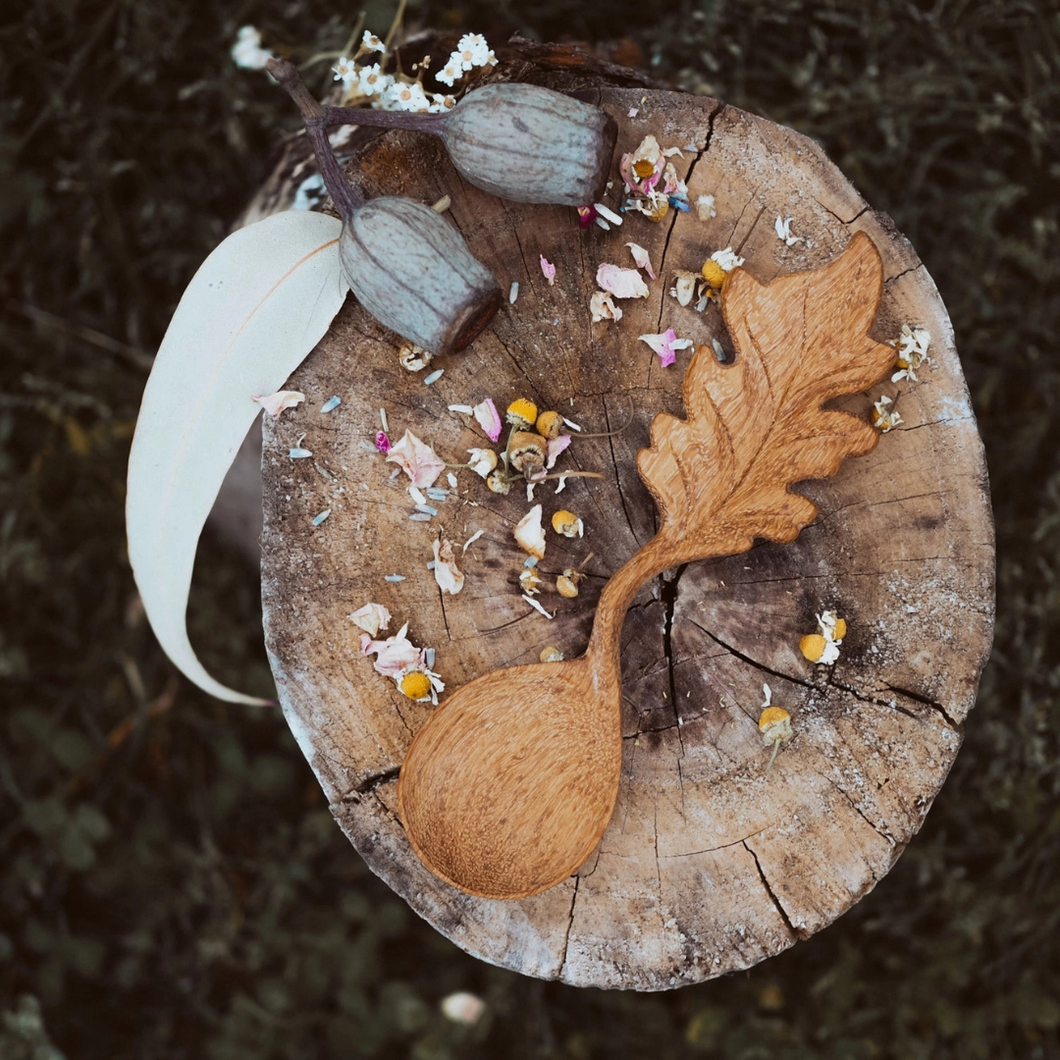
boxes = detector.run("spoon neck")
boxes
[588,536,681,661]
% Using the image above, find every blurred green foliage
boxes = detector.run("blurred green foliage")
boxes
[1,0,1058,1057]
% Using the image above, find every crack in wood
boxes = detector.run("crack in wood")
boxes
[812,197,870,227]
[884,262,925,285]
[687,618,820,693]
[559,876,579,975]
[743,840,799,937]
[821,772,895,854]
[661,563,689,753]
[881,682,958,728]
[603,394,645,548]
[344,766,401,798]
[665,829,767,858]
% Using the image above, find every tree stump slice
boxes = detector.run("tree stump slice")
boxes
[260,65,994,990]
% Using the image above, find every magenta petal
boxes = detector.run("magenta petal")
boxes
[375,430,391,453]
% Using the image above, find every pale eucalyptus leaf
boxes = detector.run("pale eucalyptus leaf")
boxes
[126,211,348,705]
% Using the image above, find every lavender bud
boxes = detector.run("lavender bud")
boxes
[340,196,502,355]
[442,84,618,207]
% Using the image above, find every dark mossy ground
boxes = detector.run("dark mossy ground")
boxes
[1,1,1058,1057]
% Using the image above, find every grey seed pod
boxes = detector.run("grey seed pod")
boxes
[340,196,502,355]
[442,84,618,207]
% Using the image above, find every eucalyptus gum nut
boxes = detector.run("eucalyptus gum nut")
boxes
[339,196,502,355]
[441,84,618,207]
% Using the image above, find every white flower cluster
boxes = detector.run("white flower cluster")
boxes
[231,26,275,71]
[331,33,457,113]
[436,33,498,87]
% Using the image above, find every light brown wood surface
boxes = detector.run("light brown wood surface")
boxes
[398,234,896,899]
[260,60,994,988]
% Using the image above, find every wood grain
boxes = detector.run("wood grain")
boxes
[397,233,896,898]
[260,61,994,988]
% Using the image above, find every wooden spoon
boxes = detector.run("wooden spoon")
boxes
[397,233,895,899]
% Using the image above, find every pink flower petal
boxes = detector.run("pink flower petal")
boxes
[546,434,571,470]
[596,263,649,299]
[361,624,423,678]
[539,255,556,285]
[638,328,694,368]
[577,205,597,229]
[473,398,502,442]
[375,430,391,453]
[385,429,445,488]
[625,242,656,279]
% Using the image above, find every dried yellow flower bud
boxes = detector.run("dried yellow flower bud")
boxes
[540,646,565,663]
[535,410,564,439]
[758,706,792,740]
[486,470,510,494]
[506,398,538,429]
[509,431,547,478]
[799,633,828,662]
[551,509,584,538]
[556,566,585,599]
[758,705,793,771]
[400,672,432,700]
[643,197,669,223]
[556,574,580,598]
[519,567,542,595]
[701,258,727,288]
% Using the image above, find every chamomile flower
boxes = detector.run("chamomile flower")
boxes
[758,684,792,771]
[332,56,358,86]
[800,610,847,665]
[361,30,385,53]
[357,63,392,97]
[891,324,931,382]
[871,394,903,432]
[385,80,430,112]
[428,93,457,113]
[456,33,493,69]
[436,61,461,87]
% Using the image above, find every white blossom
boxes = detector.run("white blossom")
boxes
[231,26,274,70]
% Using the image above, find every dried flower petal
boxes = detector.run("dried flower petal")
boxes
[348,602,392,637]
[546,434,571,469]
[670,270,699,307]
[466,447,498,478]
[872,394,903,432]
[514,504,546,559]
[590,289,623,322]
[432,537,465,595]
[540,256,557,285]
[695,194,716,220]
[891,324,931,382]
[638,328,694,368]
[375,430,391,453]
[361,621,422,678]
[625,242,656,279]
[385,429,445,489]
[774,215,801,246]
[473,397,502,442]
[596,263,650,299]
[253,390,305,417]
